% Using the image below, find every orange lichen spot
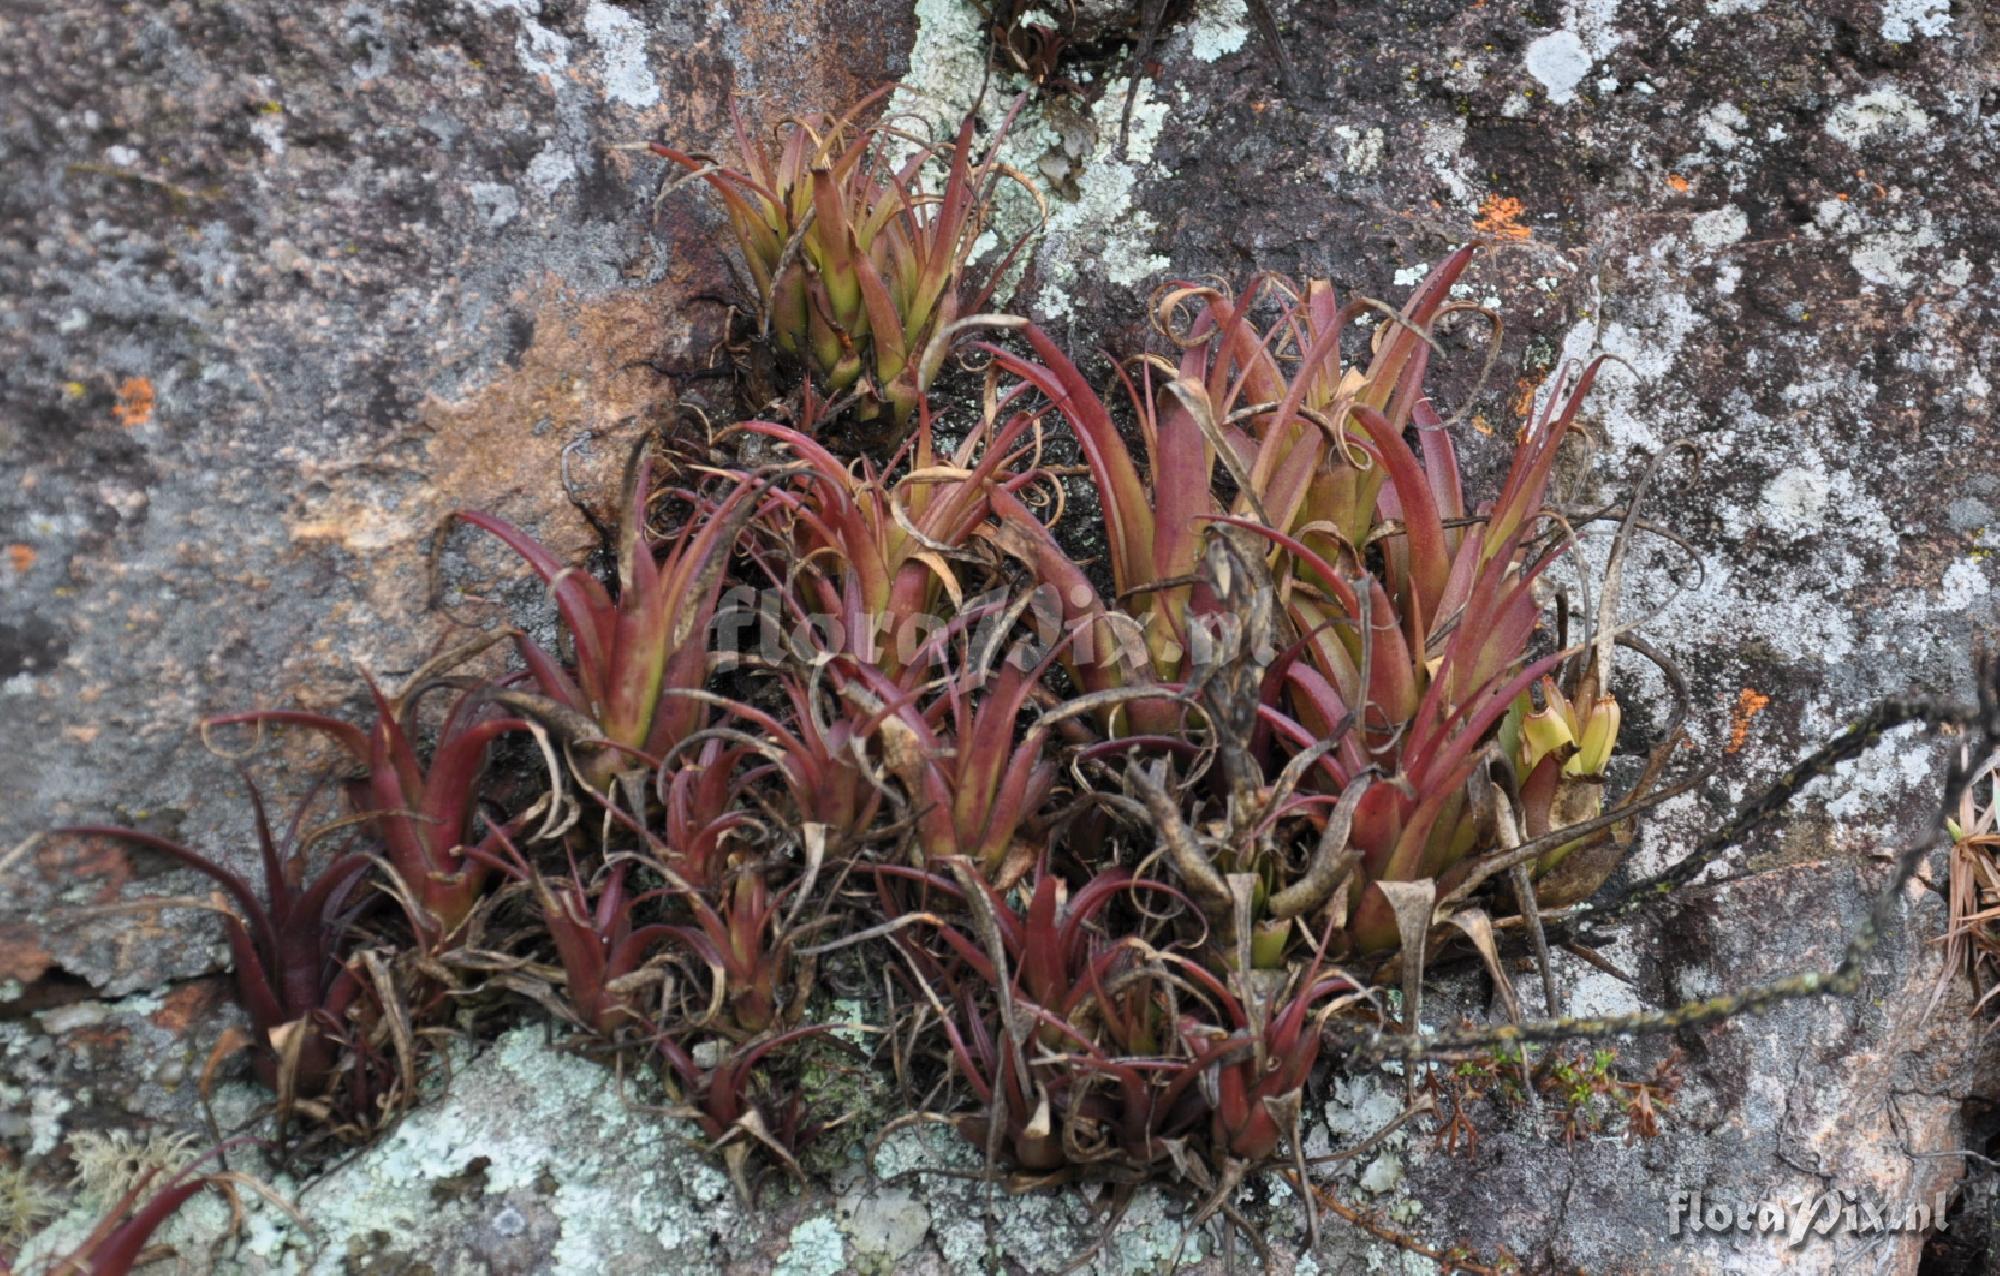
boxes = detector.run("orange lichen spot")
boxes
[1474,195,1532,241]
[5,543,34,573]
[1666,174,1690,193]
[1727,688,1772,754]
[152,981,228,1035]
[112,376,155,427]
[1469,412,1494,436]
[1510,375,1544,420]
[0,922,54,985]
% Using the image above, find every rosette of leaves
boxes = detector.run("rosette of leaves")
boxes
[654,94,1040,431]
[453,445,767,794]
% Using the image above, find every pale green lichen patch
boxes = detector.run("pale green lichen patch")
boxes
[1313,1073,1415,1199]
[1286,1078,1446,1273]
[840,1182,930,1271]
[871,1122,1207,1273]
[331,1027,731,1271]
[1031,76,1170,319]
[1186,0,1250,62]
[1824,86,1933,148]
[894,0,1173,321]
[55,1026,751,1273]
[775,1215,848,1276]
[1879,0,1950,44]
[1091,1189,1207,1272]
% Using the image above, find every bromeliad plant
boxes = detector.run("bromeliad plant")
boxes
[1244,372,1604,952]
[1168,944,1369,1230]
[466,826,675,1039]
[739,382,1047,682]
[875,848,1385,1252]
[207,667,537,947]
[846,631,1060,883]
[1935,747,2000,1018]
[874,858,1204,1179]
[58,778,374,1103]
[454,446,766,792]
[656,860,809,1039]
[982,251,1477,728]
[654,94,1040,429]
[981,249,1655,956]
[654,1023,849,1202]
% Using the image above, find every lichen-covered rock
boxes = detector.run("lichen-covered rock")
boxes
[4,0,1997,1272]
[12,1027,740,1274]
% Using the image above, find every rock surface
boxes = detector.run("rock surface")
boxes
[4,0,1998,1272]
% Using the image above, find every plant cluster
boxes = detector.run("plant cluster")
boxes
[29,92,1741,1265]
[651,90,1039,435]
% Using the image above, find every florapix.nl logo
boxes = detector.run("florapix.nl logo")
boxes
[1668,1188,1950,1248]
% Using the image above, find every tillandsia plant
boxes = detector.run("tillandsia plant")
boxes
[738,378,1048,682]
[1265,396,1693,946]
[986,246,1687,959]
[874,849,1393,1258]
[482,747,821,1044]
[1169,946,1367,1214]
[656,859,810,1039]
[981,324,1223,715]
[453,444,766,793]
[849,631,1060,884]
[465,826,675,1040]
[1245,374,1603,954]
[653,92,1041,430]
[790,253,1696,1266]
[34,73,2000,1270]
[36,1139,302,1276]
[206,662,538,948]
[1120,535,1378,973]
[874,858,1205,1178]
[648,675,883,856]
[654,1023,848,1201]
[652,735,768,891]
[1933,746,2000,1018]
[57,778,374,1102]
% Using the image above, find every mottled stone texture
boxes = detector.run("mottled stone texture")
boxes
[3,0,1997,1272]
